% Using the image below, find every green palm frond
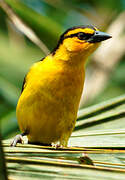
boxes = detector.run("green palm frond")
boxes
[3,94,125,179]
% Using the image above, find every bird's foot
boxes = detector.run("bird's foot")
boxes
[11,134,24,147]
[51,142,63,149]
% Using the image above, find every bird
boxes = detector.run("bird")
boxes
[11,25,112,148]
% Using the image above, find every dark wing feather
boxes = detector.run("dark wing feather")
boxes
[21,76,26,93]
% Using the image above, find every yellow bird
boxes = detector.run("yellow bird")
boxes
[11,25,111,147]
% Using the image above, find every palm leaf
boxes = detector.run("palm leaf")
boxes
[3,94,125,179]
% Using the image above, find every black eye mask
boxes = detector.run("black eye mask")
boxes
[64,32,94,41]
[77,32,94,40]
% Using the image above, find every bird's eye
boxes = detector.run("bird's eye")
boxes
[77,32,93,40]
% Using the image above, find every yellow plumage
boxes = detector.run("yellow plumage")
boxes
[12,25,111,147]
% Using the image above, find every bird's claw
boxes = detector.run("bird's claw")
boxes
[51,142,63,149]
[11,134,24,147]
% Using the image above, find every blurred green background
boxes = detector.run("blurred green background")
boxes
[0,0,125,139]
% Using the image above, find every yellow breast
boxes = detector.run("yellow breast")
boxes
[16,55,85,145]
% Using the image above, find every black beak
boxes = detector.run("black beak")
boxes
[88,31,112,43]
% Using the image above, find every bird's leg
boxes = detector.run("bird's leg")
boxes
[51,141,62,149]
[51,134,69,149]
[11,132,27,147]
[59,132,71,147]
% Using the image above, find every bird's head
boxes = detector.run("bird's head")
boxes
[52,25,112,63]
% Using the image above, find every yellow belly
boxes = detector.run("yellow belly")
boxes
[17,92,76,144]
[16,60,85,146]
